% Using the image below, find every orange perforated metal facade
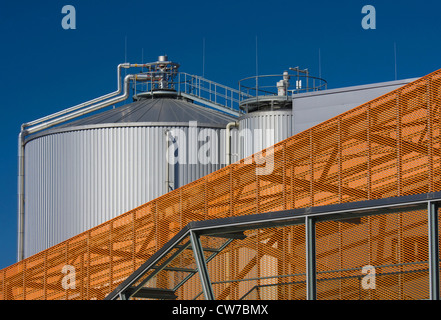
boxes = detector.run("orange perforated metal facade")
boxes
[1,68,441,300]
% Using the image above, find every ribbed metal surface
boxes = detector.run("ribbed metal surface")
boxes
[23,98,234,257]
[238,110,293,158]
[55,97,235,127]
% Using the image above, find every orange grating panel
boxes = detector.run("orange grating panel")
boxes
[1,68,441,300]
[315,210,429,300]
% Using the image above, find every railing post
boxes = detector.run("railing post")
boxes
[428,201,440,300]
[306,216,317,300]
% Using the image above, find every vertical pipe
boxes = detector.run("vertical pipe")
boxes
[225,121,239,165]
[165,129,170,194]
[17,74,136,261]
[306,216,317,300]
[428,201,440,300]
[397,93,402,196]
[17,129,25,262]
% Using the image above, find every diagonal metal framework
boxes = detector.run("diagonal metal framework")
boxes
[1,68,441,300]
[104,192,441,300]
[108,224,244,300]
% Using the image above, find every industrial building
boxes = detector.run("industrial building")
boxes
[1,55,440,300]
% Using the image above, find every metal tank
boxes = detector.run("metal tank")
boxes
[20,57,237,258]
[236,68,327,158]
[238,110,293,158]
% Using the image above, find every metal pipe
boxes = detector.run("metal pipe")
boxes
[17,72,141,261]
[17,129,25,261]
[225,121,239,165]
[165,129,170,194]
[23,63,131,128]
[17,58,176,261]
[22,63,154,129]
[24,74,143,135]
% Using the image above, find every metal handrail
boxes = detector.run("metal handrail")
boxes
[132,72,248,114]
[238,72,328,101]
[238,262,431,300]
[190,259,432,300]
[177,73,248,112]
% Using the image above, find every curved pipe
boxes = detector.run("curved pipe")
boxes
[17,72,145,261]
[225,121,239,165]
[23,63,131,129]
[24,74,145,135]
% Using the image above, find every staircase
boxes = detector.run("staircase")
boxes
[176,72,246,117]
[106,226,246,300]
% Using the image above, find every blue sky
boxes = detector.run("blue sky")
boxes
[0,0,440,269]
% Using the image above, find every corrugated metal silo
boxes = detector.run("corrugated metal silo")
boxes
[23,82,236,258]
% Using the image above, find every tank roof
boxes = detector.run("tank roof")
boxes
[59,97,237,128]
[24,97,237,144]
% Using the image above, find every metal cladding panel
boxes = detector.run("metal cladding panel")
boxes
[238,110,293,158]
[24,125,226,257]
[292,78,417,135]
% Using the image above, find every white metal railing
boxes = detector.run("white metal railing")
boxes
[238,72,328,99]
[177,73,248,114]
[132,72,247,114]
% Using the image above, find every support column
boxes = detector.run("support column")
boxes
[428,201,440,300]
[190,231,215,300]
[306,216,317,300]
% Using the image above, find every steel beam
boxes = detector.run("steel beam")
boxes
[105,192,441,301]
[124,240,192,299]
[306,216,317,300]
[173,237,235,292]
[190,231,215,300]
[428,201,440,300]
